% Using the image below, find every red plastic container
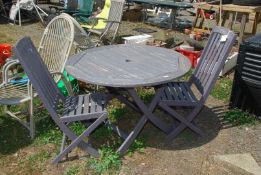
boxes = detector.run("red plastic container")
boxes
[176,48,201,68]
[0,44,12,66]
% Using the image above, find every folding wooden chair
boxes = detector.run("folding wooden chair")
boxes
[13,37,109,163]
[159,27,236,140]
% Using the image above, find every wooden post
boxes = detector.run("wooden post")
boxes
[221,11,228,27]
[219,0,222,26]
[252,12,260,35]
[227,12,234,30]
[239,14,247,44]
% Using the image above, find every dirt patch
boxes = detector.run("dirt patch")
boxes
[120,96,261,175]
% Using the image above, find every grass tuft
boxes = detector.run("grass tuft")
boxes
[211,77,233,102]
[64,165,81,175]
[224,108,259,126]
[128,138,146,156]
[87,147,121,174]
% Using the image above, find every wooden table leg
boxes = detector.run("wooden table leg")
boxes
[239,14,247,44]
[170,8,177,29]
[117,87,171,155]
[221,11,228,27]
[252,12,260,35]
[227,12,234,30]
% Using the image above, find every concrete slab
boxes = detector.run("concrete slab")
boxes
[214,153,261,175]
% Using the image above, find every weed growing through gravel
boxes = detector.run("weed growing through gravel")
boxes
[224,108,260,126]
[128,138,146,156]
[87,147,121,174]
[64,165,82,175]
[28,150,51,172]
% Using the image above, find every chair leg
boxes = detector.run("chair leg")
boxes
[105,121,128,140]
[159,103,205,140]
[3,105,8,114]
[60,133,66,153]
[60,133,69,159]
[4,104,35,137]
[166,116,205,140]
[160,103,204,136]
[52,114,107,164]
[28,98,35,139]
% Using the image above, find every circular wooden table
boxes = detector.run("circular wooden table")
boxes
[66,44,191,87]
[66,44,191,154]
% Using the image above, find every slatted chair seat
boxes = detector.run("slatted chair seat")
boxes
[0,83,30,100]
[161,82,198,106]
[159,27,237,140]
[0,82,38,103]
[63,93,107,118]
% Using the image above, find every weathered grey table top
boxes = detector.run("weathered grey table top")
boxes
[66,44,191,88]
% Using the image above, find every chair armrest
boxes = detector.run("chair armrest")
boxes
[1,59,21,83]
[104,20,120,24]
[99,20,121,42]
[50,71,75,96]
[83,17,108,29]
[6,55,17,62]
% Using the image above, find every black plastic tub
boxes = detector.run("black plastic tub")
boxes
[230,34,261,117]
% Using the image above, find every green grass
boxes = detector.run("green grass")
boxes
[28,150,51,172]
[87,147,121,175]
[128,138,146,156]
[64,165,82,175]
[0,114,32,154]
[137,88,155,104]
[33,112,62,147]
[92,125,114,140]
[0,32,15,44]
[224,108,259,126]
[211,76,233,102]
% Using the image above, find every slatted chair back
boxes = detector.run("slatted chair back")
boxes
[38,14,74,82]
[103,0,125,40]
[14,37,64,115]
[189,27,236,101]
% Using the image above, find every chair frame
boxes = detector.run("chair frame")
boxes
[159,27,236,140]
[0,13,78,138]
[14,37,126,163]
[84,0,125,44]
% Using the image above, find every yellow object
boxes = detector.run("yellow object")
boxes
[81,0,111,30]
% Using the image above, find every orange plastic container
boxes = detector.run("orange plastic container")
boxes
[0,44,12,66]
[176,48,201,68]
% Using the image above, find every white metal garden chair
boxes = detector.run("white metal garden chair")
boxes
[0,13,91,138]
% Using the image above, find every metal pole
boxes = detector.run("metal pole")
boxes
[219,0,222,26]
[18,0,21,26]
